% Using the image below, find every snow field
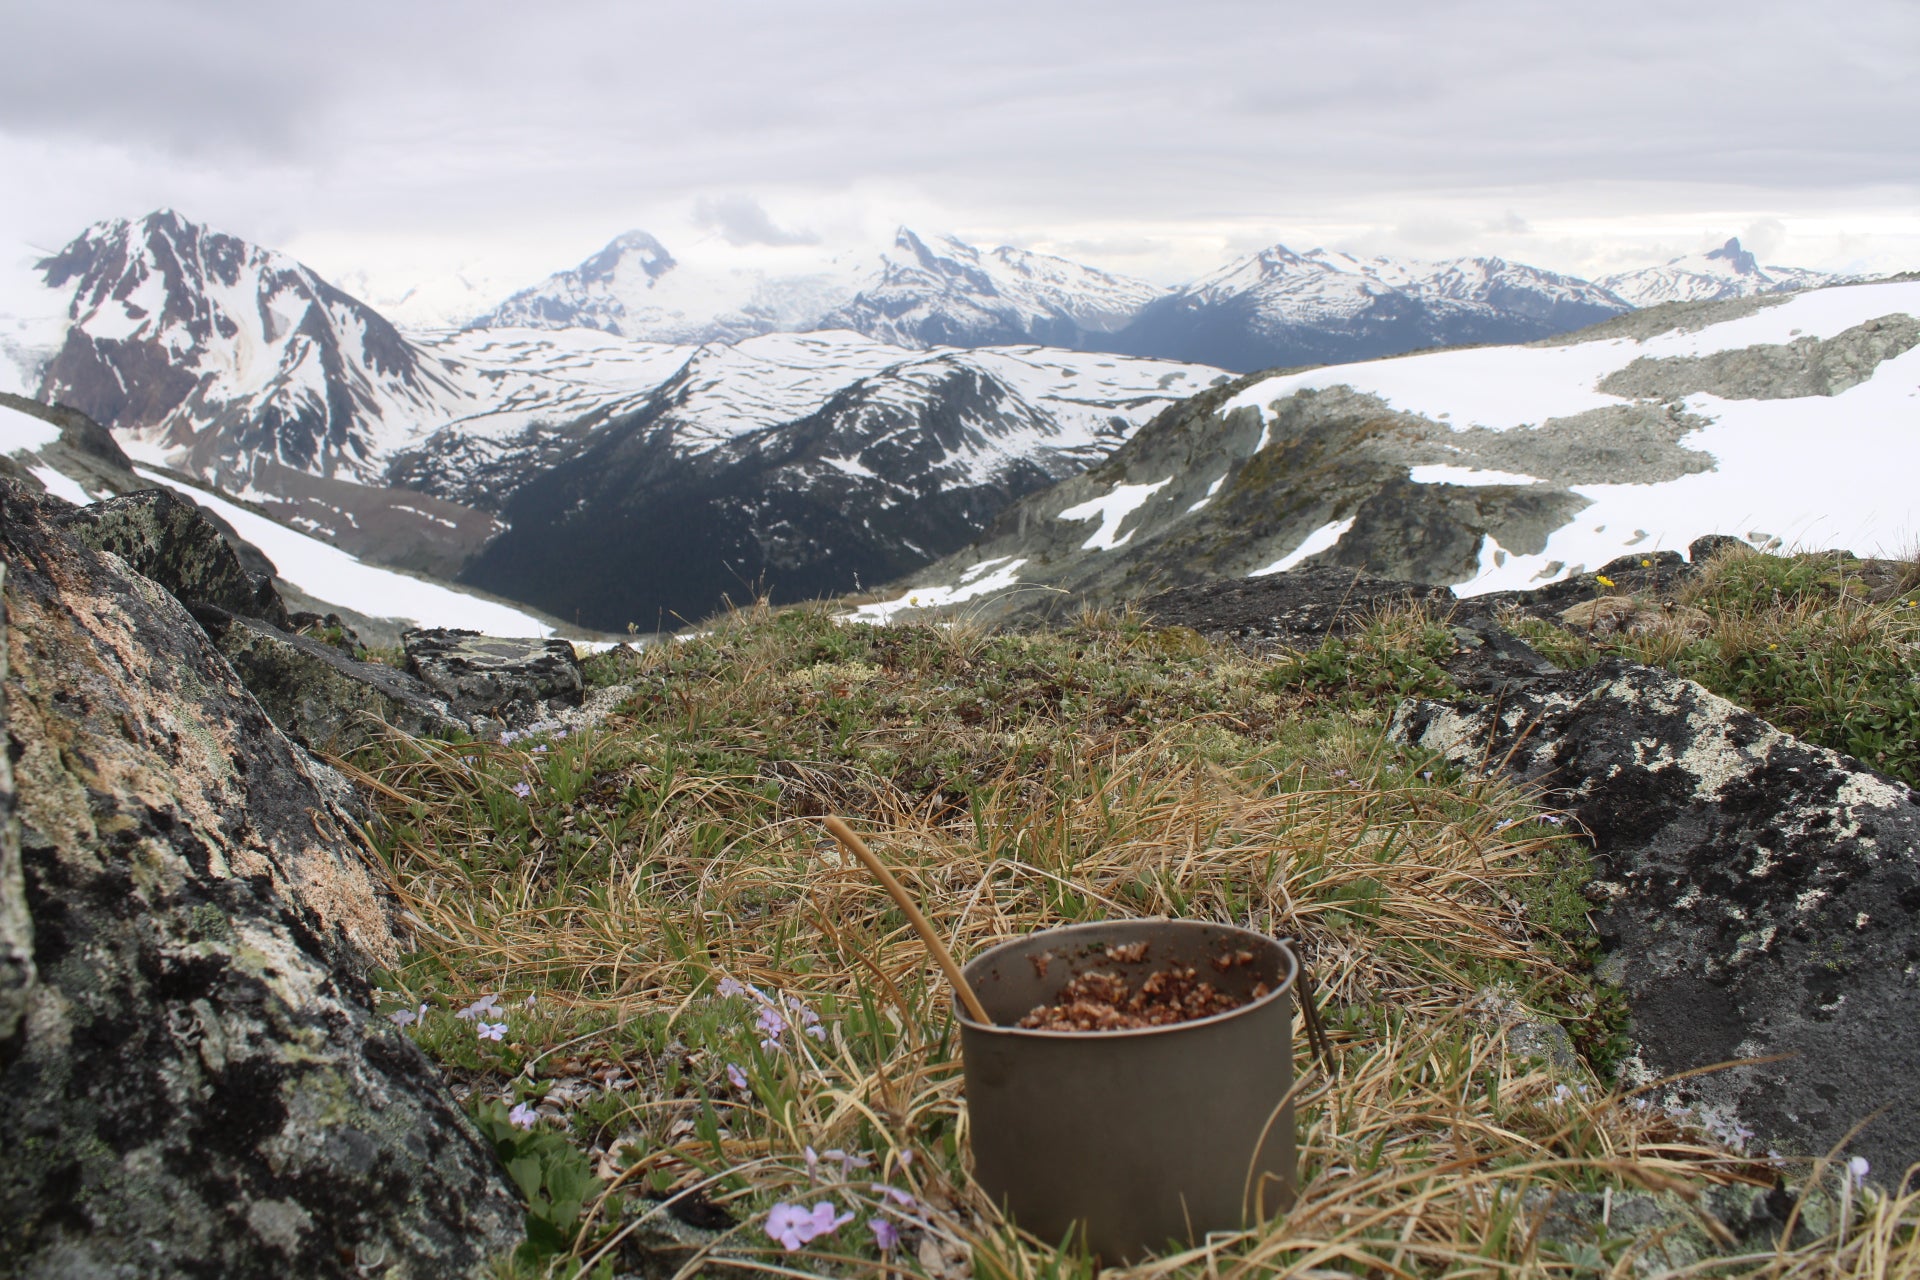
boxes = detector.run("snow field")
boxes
[132,468,556,635]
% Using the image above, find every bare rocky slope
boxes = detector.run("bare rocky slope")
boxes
[858,284,1920,623]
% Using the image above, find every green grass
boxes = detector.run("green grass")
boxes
[1506,546,1920,787]
[349,596,1917,1277]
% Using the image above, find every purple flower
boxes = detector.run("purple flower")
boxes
[756,1004,788,1045]
[478,1021,507,1041]
[513,782,533,799]
[765,1201,853,1251]
[456,994,503,1021]
[726,1063,748,1092]
[1420,770,1433,781]
[869,1218,901,1252]
[872,1182,914,1207]
[388,1002,427,1028]
[508,1101,539,1128]
[1543,814,1567,825]
[716,977,748,999]
[533,744,548,755]
[1849,1155,1871,1188]
[553,728,570,739]
[501,730,521,745]
[787,997,828,1042]
[522,993,537,1010]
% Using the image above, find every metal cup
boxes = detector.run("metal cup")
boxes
[959,919,1299,1261]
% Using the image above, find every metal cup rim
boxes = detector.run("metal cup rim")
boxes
[955,917,1300,1041]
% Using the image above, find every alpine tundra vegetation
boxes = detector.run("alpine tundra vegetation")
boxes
[333,543,1919,1277]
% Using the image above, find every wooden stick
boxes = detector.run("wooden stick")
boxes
[821,814,993,1025]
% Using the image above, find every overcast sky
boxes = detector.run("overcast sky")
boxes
[3,0,1916,321]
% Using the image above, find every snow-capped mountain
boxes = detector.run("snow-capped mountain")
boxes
[860,281,1920,622]
[35,210,472,487]
[1108,245,1631,372]
[455,338,1226,630]
[1597,238,1837,308]
[461,225,1848,377]
[467,226,1164,351]
[468,229,864,343]
[819,228,1168,349]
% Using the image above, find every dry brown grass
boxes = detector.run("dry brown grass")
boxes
[356,603,1917,1277]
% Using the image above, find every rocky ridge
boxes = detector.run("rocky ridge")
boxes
[1138,545,1920,1180]
[858,280,1920,624]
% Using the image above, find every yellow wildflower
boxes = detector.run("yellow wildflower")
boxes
[1595,574,1615,588]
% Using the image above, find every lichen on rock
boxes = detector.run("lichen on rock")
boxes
[1390,657,1920,1178]
[0,483,522,1277]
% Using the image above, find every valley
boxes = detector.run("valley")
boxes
[0,209,1884,637]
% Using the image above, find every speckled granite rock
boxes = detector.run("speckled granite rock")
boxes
[192,603,468,753]
[0,484,521,1277]
[54,485,290,628]
[1390,658,1920,1178]
[404,627,583,723]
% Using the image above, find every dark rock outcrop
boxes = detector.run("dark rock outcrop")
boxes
[0,484,521,1276]
[192,604,467,753]
[405,628,584,723]
[1389,659,1920,1177]
[0,566,29,1066]
[1140,565,1455,646]
[55,486,290,628]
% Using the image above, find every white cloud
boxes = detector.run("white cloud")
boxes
[0,0,1914,303]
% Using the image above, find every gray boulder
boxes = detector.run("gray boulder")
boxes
[0,484,521,1276]
[405,628,584,724]
[55,486,290,628]
[1390,658,1920,1178]
[192,603,468,753]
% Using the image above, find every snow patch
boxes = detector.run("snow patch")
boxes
[0,401,62,453]
[1249,518,1356,577]
[1186,474,1227,513]
[131,467,555,635]
[1409,464,1541,487]
[846,558,1032,624]
[28,465,94,506]
[1057,478,1172,551]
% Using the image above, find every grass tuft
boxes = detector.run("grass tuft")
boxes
[350,598,1917,1276]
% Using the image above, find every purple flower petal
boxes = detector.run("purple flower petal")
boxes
[766,1203,810,1251]
[508,1101,539,1128]
[870,1218,901,1252]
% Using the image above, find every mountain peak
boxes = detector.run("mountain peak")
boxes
[1704,237,1760,275]
[575,230,675,286]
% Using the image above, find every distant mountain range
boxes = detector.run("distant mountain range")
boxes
[6,212,1224,627]
[460,226,1845,373]
[1596,238,1835,308]
[0,209,1860,628]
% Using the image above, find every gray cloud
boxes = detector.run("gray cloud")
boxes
[1,0,1916,288]
[691,196,819,247]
